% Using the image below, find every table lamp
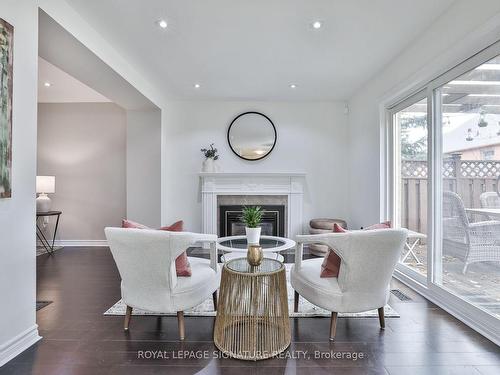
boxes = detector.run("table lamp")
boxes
[36,176,55,212]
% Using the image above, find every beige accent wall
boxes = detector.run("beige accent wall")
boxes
[37,103,126,241]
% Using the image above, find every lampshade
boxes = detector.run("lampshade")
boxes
[36,176,55,194]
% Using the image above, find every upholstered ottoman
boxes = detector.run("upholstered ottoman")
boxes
[308,218,347,256]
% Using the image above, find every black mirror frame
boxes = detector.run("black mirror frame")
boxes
[227,111,277,161]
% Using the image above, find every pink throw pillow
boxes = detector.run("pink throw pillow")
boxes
[159,220,184,232]
[158,221,191,277]
[121,219,191,277]
[320,249,342,278]
[319,223,345,278]
[364,221,391,230]
[122,219,149,229]
[320,220,391,278]
[333,223,347,233]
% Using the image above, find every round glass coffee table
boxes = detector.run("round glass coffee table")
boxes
[213,258,291,360]
[217,235,296,262]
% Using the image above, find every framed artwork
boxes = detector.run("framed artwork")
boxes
[0,18,13,198]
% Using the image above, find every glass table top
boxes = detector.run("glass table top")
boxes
[225,257,283,274]
[219,237,286,249]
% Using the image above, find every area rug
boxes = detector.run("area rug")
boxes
[104,265,399,318]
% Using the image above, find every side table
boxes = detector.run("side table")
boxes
[213,258,290,360]
[36,211,62,255]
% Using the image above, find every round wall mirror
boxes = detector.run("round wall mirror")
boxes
[227,112,277,161]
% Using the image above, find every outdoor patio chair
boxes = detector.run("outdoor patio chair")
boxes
[443,191,500,273]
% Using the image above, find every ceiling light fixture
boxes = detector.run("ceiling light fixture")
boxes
[157,19,168,29]
[43,82,51,87]
[312,21,322,29]
[290,84,297,89]
[194,83,201,89]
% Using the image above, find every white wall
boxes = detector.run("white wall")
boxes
[162,101,349,232]
[0,0,40,367]
[348,0,500,229]
[126,109,161,227]
[37,103,127,242]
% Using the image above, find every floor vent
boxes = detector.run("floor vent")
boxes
[36,301,53,311]
[390,289,412,301]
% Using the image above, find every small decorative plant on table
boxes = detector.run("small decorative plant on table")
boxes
[200,143,220,172]
[241,206,264,266]
[242,205,263,243]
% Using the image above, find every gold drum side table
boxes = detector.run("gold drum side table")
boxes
[213,258,291,361]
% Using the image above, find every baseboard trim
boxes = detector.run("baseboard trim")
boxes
[37,240,107,247]
[0,325,41,367]
[394,269,500,346]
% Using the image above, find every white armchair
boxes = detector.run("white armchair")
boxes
[104,227,220,339]
[291,229,407,341]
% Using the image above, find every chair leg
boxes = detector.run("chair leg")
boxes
[329,312,338,341]
[124,305,132,331]
[212,291,218,311]
[378,307,385,329]
[177,311,185,340]
[294,291,299,313]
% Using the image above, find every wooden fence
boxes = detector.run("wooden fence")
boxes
[402,158,500,234]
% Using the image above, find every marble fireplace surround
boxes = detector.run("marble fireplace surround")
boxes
[199,173,305,239]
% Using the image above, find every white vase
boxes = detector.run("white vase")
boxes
[213,159,221,172]
[202,158,215,173]
[245,227,261,245]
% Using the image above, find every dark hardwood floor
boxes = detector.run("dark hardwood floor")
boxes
[1,247,499,374]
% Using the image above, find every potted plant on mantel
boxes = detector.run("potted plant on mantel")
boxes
[241,206,263,244]
[200,143,220,173]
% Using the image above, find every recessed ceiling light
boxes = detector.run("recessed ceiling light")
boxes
[312,21,322,29]
[157,19,168,29]
[44,82,51,87]
[194,83,201,89]
[290,84,297,89]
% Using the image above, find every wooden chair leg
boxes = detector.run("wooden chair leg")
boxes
[124,305,132,331]
[177,311,185,340]
[329,312,338,341]
[294,291,299,313]
[378,307,385,329]
[212,291,218,311]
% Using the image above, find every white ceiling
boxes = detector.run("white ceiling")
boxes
[65,0,455,101]
[38,57,111,103]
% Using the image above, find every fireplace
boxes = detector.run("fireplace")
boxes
[200,173,305,240]
[219,205,285,237]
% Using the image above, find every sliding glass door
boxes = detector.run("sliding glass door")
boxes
[389,42,500,332]
[437,54,500,319]
[392,95,428,279]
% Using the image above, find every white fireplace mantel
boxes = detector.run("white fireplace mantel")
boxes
[199,172,306,238]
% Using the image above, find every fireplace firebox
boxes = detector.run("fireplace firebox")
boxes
[219,205,285,237]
